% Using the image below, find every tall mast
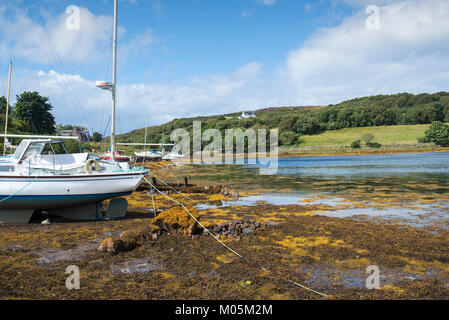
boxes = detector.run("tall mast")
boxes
[111,0,118,160]
[144,117,147,153]
[3,61,12,156]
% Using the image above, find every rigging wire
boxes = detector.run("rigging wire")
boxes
[31,0,92,131]
[71,0,112,39]
[0,63,8,98]
[85,8,112,39]
[67,0,114,140]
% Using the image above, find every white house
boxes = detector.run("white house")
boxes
[238,111,256,119]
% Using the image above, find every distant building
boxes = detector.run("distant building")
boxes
[238,111,256,119]
[59,127,91,142]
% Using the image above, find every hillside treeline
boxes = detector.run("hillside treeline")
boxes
[117,92,449,147]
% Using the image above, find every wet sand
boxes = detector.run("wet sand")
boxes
[1,161,448,300]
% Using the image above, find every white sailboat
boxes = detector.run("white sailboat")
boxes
[0,0,147,223]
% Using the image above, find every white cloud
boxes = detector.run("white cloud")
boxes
[120,28,156,61]
[0,6,112,65]
[4,0,449,135]
[8,62,276,133]
[234,62,262,79]
[284,0,449,104]
[0,5,154,66]
[256,0,277,6]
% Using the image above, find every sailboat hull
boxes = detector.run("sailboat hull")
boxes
[0,173,143,210]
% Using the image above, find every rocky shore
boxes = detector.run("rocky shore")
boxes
[1,161,448,300]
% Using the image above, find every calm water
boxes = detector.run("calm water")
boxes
[193,152,449,227]
[249,152,449,177]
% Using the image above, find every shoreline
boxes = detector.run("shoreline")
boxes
[278,147,449,158]
[176,147,449,163]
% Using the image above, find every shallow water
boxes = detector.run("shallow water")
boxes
[191,152,449,227]
[252,152,449,177]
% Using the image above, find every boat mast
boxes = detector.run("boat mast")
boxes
[144,117,147,153]
[3,61,12,156]
[110,0,118,161]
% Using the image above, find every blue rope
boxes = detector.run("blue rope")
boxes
[0,171,43,204]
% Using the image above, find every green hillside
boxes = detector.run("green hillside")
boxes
[300,124,431,147]
[116,92,449,148]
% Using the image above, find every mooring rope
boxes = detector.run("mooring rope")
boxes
[148,172,199,203]
[139,173,328,298]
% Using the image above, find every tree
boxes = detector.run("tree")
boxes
[362,133,374,145]
[420,121,449,147]
[92,132,103,142]
[279,131,298,146]
[350,140,361,149]
[14,91,56,134]
[0,96,7,113]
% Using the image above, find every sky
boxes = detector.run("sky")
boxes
[0,0,448,134]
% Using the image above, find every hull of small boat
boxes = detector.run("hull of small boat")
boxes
[0,172,143,210]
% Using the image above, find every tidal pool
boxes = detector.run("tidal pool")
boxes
[186,152,449,227]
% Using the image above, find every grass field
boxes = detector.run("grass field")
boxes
[298,124,433,147]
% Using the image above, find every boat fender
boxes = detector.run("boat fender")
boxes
[85,159,100,174]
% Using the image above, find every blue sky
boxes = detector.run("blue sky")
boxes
[0,0,448,134]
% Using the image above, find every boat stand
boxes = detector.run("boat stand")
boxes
[0,198,129,223]
[49,202,103,221]
[0,209,35,223]
[104,198,128,219]
[49,198,128,221]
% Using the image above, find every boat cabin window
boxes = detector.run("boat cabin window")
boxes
[22,143,46,158]
[11,141,47,162]
[43,143,68,155]
[0,166,14,172]
[11,141,29,161]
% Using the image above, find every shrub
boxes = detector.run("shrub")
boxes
[419,121,449,147]
[366,142,382,148]
[350,140,362,149]
[279,131,298,146]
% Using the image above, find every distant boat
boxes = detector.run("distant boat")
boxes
[162,151,186,161]
[97,149,132,162]
[135,150,163,159]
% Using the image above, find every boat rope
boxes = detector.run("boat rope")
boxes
[0,170,43,204]
[148,171,199,203]
[141,173,243,258]
[139,173,328,298]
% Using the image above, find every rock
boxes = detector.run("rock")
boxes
[98,224,162,254]
[97,237,136,254]
[152,205,202,236]
[41,219,51,225]
[242,227,254,235]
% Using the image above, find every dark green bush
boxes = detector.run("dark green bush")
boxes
[350,140,362,149]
